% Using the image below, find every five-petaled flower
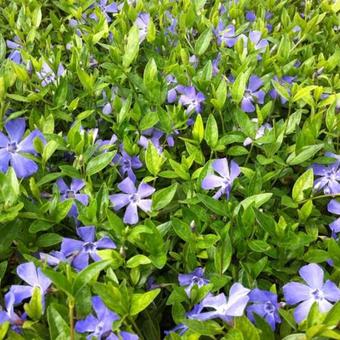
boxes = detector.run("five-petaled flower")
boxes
[247,289,281,330]
[109,177,155,224]
[214,21,237,47]
[178,267,209,297]
[37,62,65,87]
[202,158,240,199]
[189,283,250,322]
[176,86,205,113]
[75,296,131,340]
[61,226,116,271]
[313,154,340,194]
[9,262,51,306]
[135,12,150,42]
[0,118,45,178]
[283,263,340,323]
[113,148,143,182]
[241,75,265,113]
[89,0,118,23]
[57,178,89,217]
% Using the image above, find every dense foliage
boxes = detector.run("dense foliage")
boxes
[0,0,339,339]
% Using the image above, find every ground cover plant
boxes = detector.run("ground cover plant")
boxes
[0,0,339,339]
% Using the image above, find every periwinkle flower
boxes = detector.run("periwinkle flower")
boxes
[246,11,256,22]
[6,36,22,64]
[241,75,265,113]
[61,226,116,271]
[57,178,89,217]
[136,12,150,42]
[189,283,250,322]
[165,11,177,35]
[37,62,65,87]
[283,263,340,323]
[189,55,199,68]
[89,0,118,22]
[327,199,340,237]
[177,86,205,113]
[0,118,45,178]
[239,31,268,55]
[0,292,26,333]
[312,155,340,194]
[9,262,51,306]
[214,21,237,47]
[109,177,155,224]
[40,251,68,267]
[247,289,281,330]
[270,76,295,104]
[212,53,221,76]
[178,267,209,296]
[243,119,272,146]
[75,296,120,339]
[202,158,240,199]
[166,75,178,103]
[138,128,163,153]
[113,148,142,181]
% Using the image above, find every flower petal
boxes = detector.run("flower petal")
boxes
[299,263,324,289]
[10,153,38,178]
[77,226,95,243]
[201,175,224,189]
[110,194,130,211]
[124,203,139,225]
[118,177,136,194]
[5,119,25,143]
[137,182,155,198]
[283,282,311,305]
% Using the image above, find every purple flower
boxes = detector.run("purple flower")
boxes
[177,86,205,113]
[6,36,22,64]
[243,119,272,146]
[246,11,256,22]
[327,199,340,237]
[101,87,117,115]
[270,76,295,104]
[283,263,340,323]
[57,178,89,217]
[0,292,26,333]
[138,128,163,153]
[312,155,340,194]
[109,177,155,225]
[214,21,237,47]
[61,226,116,271]
[189,283,250,322]
[189,55,199,68]
[136,13,150,42]
[75,296,119,339]
[113,149,142,181]
[37,62,65,87]
[247,289,281,330]
[165,11,177,35]
[166,75,178,103]
[9,262,51,306]
[178,268,209,296]
[202,158,240,199]
[238,31,268,55]
[89,0,118,22]
[241,75,265,113]
[0,118,45,178]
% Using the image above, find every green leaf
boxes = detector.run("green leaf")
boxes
[293,86,317,102]
[42,267,73,296]
[324,302,340,326]
[47,304,69,339]
[123,25,140,68]
[192,114,204,142]
[211,78,227,110]
[183,319,223,335]
[152,183,177,210]
[86,151,115,176]
[72,260,111,298]
[232,71,250,104]
[143,58,157,86]
[234,316,260,340]
[287,145,323,165]
[204,114,218,148]
[292,169,314,202]
[0,322,9,340]
[195,28,212,56]
[130,289,160,316]
[126,254,151,268]
[234,193,273,214]
[24,287,43,321]
[145,141,164,176]
[29,220,54,233]
[197,193,227,216]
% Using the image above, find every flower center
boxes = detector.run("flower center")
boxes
[83,242,96,253]
[7,142,17,153]
[129,193,140,203]
[123,159,131,168]
[66,190,75,199]
[264,301,275,314]
[312,288,324,301]
[94,321,105,335]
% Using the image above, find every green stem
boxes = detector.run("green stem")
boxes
[69,298,75,340]
[129,318,144,340]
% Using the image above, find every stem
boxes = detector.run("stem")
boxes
[69,297,75,340]
[129,318,144,340]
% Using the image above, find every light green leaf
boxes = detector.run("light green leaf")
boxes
[130,289,160,316]
[152,183,177,210]
[86,151,115,176]
[123,25,140,68]
[292,169,314,202]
